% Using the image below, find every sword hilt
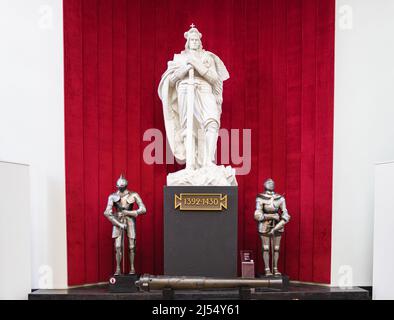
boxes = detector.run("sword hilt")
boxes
[188,66,194,80]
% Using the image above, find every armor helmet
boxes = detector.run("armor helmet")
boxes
[116,174,128,190]
[264,178,275,191]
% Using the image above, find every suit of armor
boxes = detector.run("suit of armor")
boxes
[254,179,290,276]
[104,175,146,275]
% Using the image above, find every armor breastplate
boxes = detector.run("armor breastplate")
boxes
[120,195,129,210]
[113,191,135,213]
[263,203,279,213]
[257,193,282,214]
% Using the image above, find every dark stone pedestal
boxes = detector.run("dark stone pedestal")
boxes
[164,186,238,278]
[29,283,371,300]
[161,287,256,300]
[239,287,252,300]
[108,274,139,293]
[162,288,175,300]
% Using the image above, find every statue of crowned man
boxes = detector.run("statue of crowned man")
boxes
[158,24,237,186]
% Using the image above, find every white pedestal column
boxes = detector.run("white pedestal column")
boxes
[373,161,394,299]
[0,161,31,299]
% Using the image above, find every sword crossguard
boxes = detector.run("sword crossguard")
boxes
[188,67,194,79]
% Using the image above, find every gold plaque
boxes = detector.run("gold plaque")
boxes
[174,193,228,211]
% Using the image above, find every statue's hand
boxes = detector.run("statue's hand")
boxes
[174,65,190,79]
[121,223,127,230]
[185,57,194,65]
[186,57,201,70]
[186,64,193,72]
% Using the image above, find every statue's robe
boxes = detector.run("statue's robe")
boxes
[158,49,229,167]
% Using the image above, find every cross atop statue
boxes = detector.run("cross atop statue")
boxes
[190,23,195,28]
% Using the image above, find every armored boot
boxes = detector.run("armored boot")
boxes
[262,246,272,276]
[265,268,273,277]
[115,248,122,275]
[129,239,136,274]
[129,248,135,274]
[273,235,282,276]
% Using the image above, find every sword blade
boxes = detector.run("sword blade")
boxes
[186,67,195,169]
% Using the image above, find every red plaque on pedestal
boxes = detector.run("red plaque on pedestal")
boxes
[240,250,255,278]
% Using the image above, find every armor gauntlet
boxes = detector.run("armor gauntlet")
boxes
[123,192,146,217]
[134,193,146,215]
[254,198,264,222]
[269,198,291,233]
[279,198,290,223]
[104,196,124,228]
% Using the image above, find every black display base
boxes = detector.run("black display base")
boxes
[29,282,370,300]
[162,288,175,300]
[238,287,252,300]
[108,274,139,293]
[161,287,258,300]
[164,186,238,278]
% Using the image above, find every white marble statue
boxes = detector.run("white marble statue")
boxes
[158,24,237,186]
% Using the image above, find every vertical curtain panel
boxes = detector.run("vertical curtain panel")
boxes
[64,0,335,285]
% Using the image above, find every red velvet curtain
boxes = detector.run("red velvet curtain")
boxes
[64,0,335,285]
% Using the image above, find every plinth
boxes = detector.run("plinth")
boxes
[108,274,139,293]
[164,186,238,277]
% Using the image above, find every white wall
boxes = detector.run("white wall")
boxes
[373,161,394,299]
[0,0,67,289]
[332,0,394,286]
[0,162,31,299]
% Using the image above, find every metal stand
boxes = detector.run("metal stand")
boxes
[255,274,290,291]
[108,274,140,293]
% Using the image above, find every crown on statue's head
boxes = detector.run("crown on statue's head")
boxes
[184,23,202,40]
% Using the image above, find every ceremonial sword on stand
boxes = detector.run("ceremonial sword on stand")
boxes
[121,214,125,274]
[122,218,126,274]
[271,225,274,274]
